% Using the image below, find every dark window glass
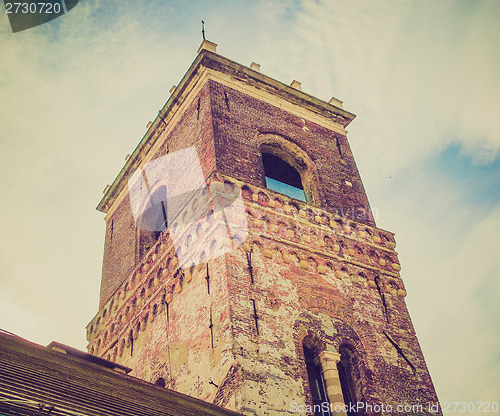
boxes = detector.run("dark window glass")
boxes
[303,346,331,416]
[337,347,360,416]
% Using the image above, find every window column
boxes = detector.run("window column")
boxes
[315,351,347,415]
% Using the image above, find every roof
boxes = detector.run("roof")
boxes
[0,330,244,416]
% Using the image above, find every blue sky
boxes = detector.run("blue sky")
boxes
[430,144,500,210]
[1,0,499,410]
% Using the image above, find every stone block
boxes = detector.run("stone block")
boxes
[165,293,173,304]
[242,242,252,252]
[262,248,273,258]
[299,260,309,269]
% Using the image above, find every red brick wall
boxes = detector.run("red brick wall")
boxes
[209,80,375,227]
[99,79,376,308]
[99,83,217,308]
[221,187,439,413]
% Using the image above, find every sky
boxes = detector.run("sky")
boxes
[1,0,499,411]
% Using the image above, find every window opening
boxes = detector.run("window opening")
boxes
[337,347,359,416]
[303,345,331,416]
[336,137,343,157]
[139,185,168,236]
[110,220,114,245]
[138,185,168,259]
[263,153,305,201]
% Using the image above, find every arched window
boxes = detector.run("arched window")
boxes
[337,346,361,416]
[137,184,168,259]
[303,344,332,416]
[138,185,168,235]
[262,153,306,201]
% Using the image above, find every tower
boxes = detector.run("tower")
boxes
[87,40,440,415]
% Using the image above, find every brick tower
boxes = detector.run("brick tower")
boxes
[87,40,441,415]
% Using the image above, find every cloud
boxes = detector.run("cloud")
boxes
[0,1,189,347]
[370,152,500,403]
[406,203,500,403]
[252,0,500,182]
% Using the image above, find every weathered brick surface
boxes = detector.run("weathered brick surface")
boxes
[99,82,216,308]
[214,185,438,415]
[89,61,440,416]
[209,80,375,227]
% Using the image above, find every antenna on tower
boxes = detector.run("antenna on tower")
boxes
[201,20,205,40]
